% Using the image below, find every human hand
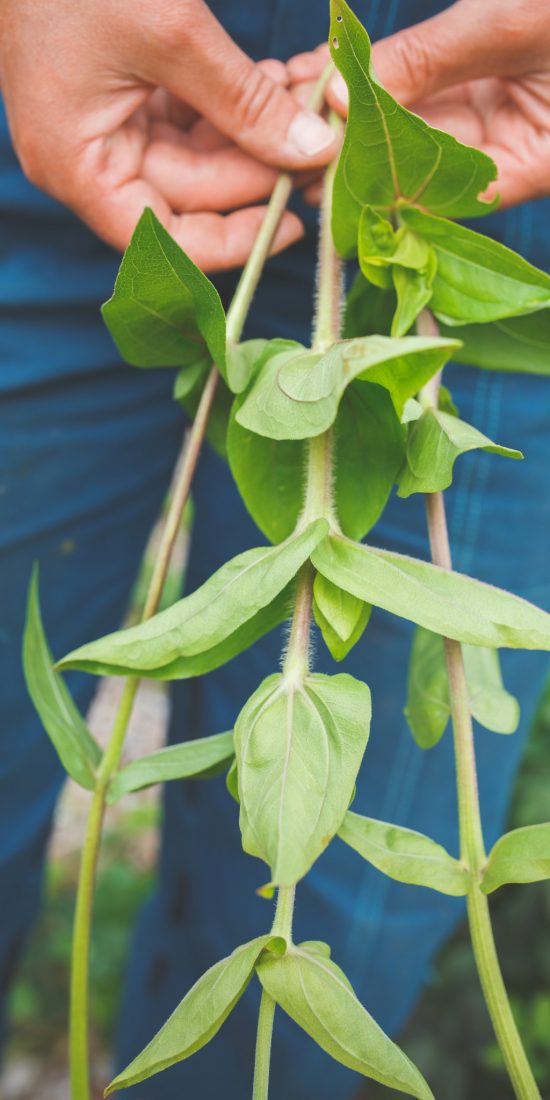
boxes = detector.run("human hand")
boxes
[290,0,550,209]
[0,0,339,270]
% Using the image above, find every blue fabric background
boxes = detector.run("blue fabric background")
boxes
[0,2,549,1097]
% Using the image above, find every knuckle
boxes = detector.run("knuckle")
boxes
[389,29,438,98]
[229,65,278,132]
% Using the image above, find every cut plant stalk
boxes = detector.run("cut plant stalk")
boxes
[418,309,542,1100]
[68,66,335,1100]
[252,115,343,1100]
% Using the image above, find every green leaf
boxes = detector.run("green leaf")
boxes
[329,0,496,257]
[257,944,434,1098]
[106,731,234,805]
[404,628,451,750]
[333,382,405,540]
[59,521,327,678]
[440,311,550,375]
[173,360,208,401]
[226,339,268,394]
[311,535,550,650]
[313,574,371,661]
[226,758,240,804]
[177,371,233,459]
[235,671,371,885]
[481,824,550,894]
[405,628,520,747]
[102,208,227,380]
[237,336,458,441]
[23,569,101,790]
[342,274,396,340]
[339,811,468,896]
[401,208,550,325]
[106,935,283,1094]
[463,643,520,734]
[227,396,305,543]
[398,409,522,497]
[392,262,436,338]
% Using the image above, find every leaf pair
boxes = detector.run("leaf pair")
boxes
[359,207,436,338]
[58,521,327,679]
[405,628,519,749]
[397,408,522,498]
[234,671,371,885]
[312,535,550,651]
[109,936,434,1100]
[229,378,405,544]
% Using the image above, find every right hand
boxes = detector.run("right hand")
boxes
[0,0,339,270]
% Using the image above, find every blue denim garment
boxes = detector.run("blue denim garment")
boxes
[0,2,549,1097]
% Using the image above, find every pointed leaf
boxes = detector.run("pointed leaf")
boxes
[440,311,550,375]
[481,824,550,894]
[257,945,434,1098]
[102,208,226,380]
[404,627,451,750]
[313,573,371,661]
[227,396,305,543]
[398,409,522,498]
[401,207,550,325]
[106,731,234,804]
[311,535,550,650]
[23,570,101,790]
[226,339,268,394]
[405,628,520,747]
[343,274,396,340]
[106,936,282,1094]
[392,260,437,338]
[329,0,496,257]
[339,811,469,896]
[314,597,372,662]
[59,521,327,677]
[235,671,371,885]
[333,382,405,539]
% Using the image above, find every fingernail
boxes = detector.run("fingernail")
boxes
[330,72,349,108]
[287,111,335,158]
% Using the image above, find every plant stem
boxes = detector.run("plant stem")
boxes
[68,75,340,1086]
[419,313,541,1100]
[251,116,344,1100]
[226,61,334,348]
[69,368,219,1099]
[252,886,296,1100]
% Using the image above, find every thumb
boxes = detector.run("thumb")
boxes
[143,0,338,170]
[371,0,529,106]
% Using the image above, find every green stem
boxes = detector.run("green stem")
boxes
[252,886,296,1100]
[69,67,338,1100]
[419,311,541,1100]
[251,118,343,1100]
[226,61,334,348]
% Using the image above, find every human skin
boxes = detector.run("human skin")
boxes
[0,0,339,270]
[290,0,550,210]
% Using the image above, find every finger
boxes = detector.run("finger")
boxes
[139,2,338,170]
[302,180,323,206]
[170,206,304,271]
[372,0,542,107]
[142,142,281,212]
[73,166,304,270]
[481,145,550,208]
[287,44,330,84]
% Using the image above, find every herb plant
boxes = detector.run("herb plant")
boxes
[22,3,550,1098]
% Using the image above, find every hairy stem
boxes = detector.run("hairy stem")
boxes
[251,119,345,1100]
[419,313,541,1100]
[67,77,340,1088]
